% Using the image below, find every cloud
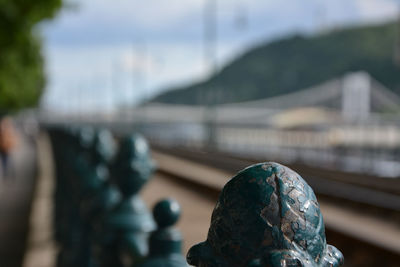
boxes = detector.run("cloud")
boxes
[44,0,400,46]
[66,0,204,28]
[354,0,399,22]
[44,0,206,44]
[42,42,209,111]
[42,0,400,111]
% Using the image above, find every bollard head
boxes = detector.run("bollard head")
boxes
[112,134,156,196]
[99,135,156,265]
[137,198,188,267]
[150,198,182,255]
[153,198,181,228]
[187,162,344,267]
[91,129,116,165]
[78,126,96,149]
[149,199,184,262]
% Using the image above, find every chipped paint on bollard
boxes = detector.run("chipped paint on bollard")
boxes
[137,198,188,267]
[187,162,344,267]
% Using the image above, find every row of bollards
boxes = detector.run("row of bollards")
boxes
[47,126,344,267]
[48,126,187,266]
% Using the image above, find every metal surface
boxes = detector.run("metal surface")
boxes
[186,162,343,266]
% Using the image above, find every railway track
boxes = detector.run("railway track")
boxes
[149,148,400,266]
[153,146,400,212]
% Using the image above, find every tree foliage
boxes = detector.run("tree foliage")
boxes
[151,22,400,105]
[0,0,62,112]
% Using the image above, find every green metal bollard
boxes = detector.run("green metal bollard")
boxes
[137,198,188,267]
[48,127,78,242]
[74,129,116,203]
[47,127,67,243]
[79,129,121,267]
[187,162,344,267]
[50,127,124,267]
[89,128,116,167]
[58,127,99,267]
[97,134,156,267]
[52,126,113,267]
[49,127,91,267]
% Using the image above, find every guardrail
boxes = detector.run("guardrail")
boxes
[47,127,187,266]
[46,125,345,266]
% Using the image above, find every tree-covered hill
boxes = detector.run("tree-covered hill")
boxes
[150,22,400,105]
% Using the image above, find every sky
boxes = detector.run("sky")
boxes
[40,0,400,113]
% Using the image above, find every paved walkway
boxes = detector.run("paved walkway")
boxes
[0,131,37,267]
[23,133,57,267]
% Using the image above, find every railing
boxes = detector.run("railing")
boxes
[47,125,344,267]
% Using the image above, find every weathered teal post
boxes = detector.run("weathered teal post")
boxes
[137,198,188,267]
[79,129,120,223]
[77,129,120,267]
[98,134,156,267]
[48,127,95,267]
[187,162,344,267]
[48,127,120,267]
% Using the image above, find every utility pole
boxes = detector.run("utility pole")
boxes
[394,12,400,66]
[204,0,217,76]
[234,4,248,32]
[132,40,148,102]
[314,2,326,33]
[204,0,218,149]
[112,60,119,118]
[132,42,137,109]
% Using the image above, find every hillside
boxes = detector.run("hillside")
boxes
[150,22,400,105]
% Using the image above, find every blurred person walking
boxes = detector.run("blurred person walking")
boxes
[0,116,18,181]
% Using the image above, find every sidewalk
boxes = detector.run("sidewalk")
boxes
[22,132,57,267]
[0,131,37,267]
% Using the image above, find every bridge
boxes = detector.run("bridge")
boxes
[40,72,400,178]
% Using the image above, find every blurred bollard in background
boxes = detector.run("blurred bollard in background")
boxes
[98,134,156,266]
[48,128,157,267]
[138,198,188,267]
